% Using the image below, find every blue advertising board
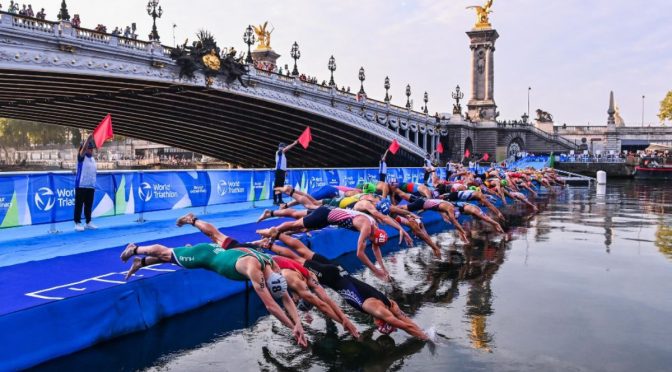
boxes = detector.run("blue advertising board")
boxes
[0,167,428,228]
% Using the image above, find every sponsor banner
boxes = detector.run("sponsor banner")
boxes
[26,174,54,225]
[252,170,270,202]
[177,171,210,208]
[0,175,30,228]
[111,173,140,215]
[50,174,116,222]
[137,172,190,213]
[0,168,429,228]
[207,170,252,205]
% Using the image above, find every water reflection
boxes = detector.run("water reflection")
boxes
[656,224,672,260]
[33,181,672,371]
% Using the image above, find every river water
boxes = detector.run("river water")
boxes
[35,180,672,372]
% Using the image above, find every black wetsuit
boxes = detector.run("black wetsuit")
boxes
[303,254,391,313]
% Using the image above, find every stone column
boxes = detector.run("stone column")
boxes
[466,28,499,123]
[486,46,495,100]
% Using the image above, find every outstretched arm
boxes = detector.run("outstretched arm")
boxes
[282,140,299,153]
[307,275,359,337]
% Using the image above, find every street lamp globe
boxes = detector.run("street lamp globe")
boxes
[358,67,366,95]
[328,55,337,86]
[290,42,301,76]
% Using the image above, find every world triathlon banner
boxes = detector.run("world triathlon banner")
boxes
[0,167,439,228]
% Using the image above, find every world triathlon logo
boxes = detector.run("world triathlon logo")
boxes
[138,182,153,202]
[217,180,228,196]
[34,187,56,211]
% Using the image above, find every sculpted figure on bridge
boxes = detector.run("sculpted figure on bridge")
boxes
[253,21,274,51]
[170,30,248,87]
[535,109,554,123]
[466,0,494,29]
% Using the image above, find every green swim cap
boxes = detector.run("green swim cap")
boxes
[500,179,508,186]
[469,186,478,191]
[363,182,376,194]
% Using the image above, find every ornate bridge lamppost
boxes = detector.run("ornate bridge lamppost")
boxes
[358,67,366,95]
[243,25,256,64]
[146,0,163,41]
[452,84,464,115]
[328,55,337,87]
[405,84,412,109]
[290,42,301,76]
[384,76,391,103]
[423,92,429,114]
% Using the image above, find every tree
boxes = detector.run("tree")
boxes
[659,91,672,124]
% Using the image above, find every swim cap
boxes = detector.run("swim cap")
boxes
[373,228,388,245]
[278,142,286,149]
[376,199,391,215]
[500,179,508,187]
[475,177,483,185]
[374,318,397,335]
[266,272,288,300]
[468,186,478,191]
[363,182,376,194]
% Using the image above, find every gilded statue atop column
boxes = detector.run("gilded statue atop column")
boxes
[253,21,273,51]
[466,0,493,30]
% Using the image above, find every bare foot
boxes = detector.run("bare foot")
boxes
[256,227,278,238]
[125,257,143,280]
[257,209,272,223]
[176,213,195,227]
[120,243,137,263]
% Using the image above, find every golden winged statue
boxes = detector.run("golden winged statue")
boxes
[466,0,494,29]
[252,21,273,51]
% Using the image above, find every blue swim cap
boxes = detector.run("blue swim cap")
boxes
[376,199,391,215]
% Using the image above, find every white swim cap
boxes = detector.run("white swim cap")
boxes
[266,272,288,300]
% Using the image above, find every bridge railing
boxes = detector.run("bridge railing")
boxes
[3,11,58,34]
[528,125,577,149]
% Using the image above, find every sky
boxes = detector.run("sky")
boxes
[30,0,672,126]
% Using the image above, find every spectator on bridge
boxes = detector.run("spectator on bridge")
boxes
[26,4,33,17]
[74,135,98,232]
[35,7,45,19]
[8,1,19,14]
[18,3,26,15]
[273,140,299,205]
[111,26,121,36]
[71,14,81,27]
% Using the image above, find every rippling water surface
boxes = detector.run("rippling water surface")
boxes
[36,181,672,372]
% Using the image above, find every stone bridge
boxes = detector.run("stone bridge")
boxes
[555,125,672,153]
[0,11,576,167]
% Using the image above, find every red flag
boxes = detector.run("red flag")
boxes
[483,153,490,161]
[92,114,114,149]
[437,142,444,154]
[298,126,312,149]
[464,148,471,159]
[388,139,400,155]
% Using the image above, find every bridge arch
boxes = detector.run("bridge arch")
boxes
[503,134,525,157]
